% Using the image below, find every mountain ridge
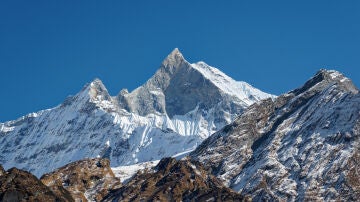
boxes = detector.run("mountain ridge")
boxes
[0,48,274,177]
[1,66,359,201]
[190,69,360,200]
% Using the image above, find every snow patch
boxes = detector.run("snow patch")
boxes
[112,160,159,183]
[0,125,15,133]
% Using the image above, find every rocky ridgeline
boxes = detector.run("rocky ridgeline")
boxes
[191,69,360,200]
[103,157,248,202]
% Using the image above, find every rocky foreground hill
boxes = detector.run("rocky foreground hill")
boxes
[40,158,121,201]
[0,164,68,202]
[0,158,248,202]
[103,157,247,201]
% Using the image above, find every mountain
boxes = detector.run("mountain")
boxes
[0,165,70,202]
[40,158,121,202]
[2,66,359,201]
[103,157,249,202]
[191,69,360,201]
[0,48,274,177]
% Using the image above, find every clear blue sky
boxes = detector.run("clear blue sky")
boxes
[1,1,359,122]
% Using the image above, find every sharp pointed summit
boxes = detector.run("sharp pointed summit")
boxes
[78,78,107,97]
[170,47,182,56]
[61,78,114,112]
[166,48,184,61]
[160,48,187,74]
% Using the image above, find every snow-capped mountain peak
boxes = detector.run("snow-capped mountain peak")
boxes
[291,69,358,96]
[117,49,274,117]
[161,48,186,72]
[85,78,111,102]
[63,78,116,112]
[0,48,274,177]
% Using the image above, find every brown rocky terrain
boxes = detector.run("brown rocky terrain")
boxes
[41,158,121,202]
[0,164,5,176]
[0,165,69,202]
[103,157,249,202]
[1,157,250,202]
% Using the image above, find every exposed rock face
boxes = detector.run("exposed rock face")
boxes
[0,165,5,176]
[121,48,242,118]
[191,69,360,201]
[0,166,70,202]
[0,48,273,177]
[41,158,121,202]
[103,157,249,202]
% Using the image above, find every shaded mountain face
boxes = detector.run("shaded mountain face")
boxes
[103,157,249,202]
[119,48,270,118]
[41,158,121,202]
[191,69,360,201]
[0,48,273,177]
[0,165,71,202]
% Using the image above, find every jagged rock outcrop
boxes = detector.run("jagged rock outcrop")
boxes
[0,165,5,176]
[0,166,71,202]
[0,48,273,177]
[103,157,249,202]
[191,69,360,201]
[41,158,121,202]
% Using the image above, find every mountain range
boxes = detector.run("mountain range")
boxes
[0,48,273,177]
[1,49,359,201]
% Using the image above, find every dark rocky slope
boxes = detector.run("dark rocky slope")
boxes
[103,157,249,202]
[0,165,71,202]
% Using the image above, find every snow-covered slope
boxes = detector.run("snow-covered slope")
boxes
[0,48,274,177]
[112,160,159,183]
[191,61,273,105]
[191,69,360,201]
